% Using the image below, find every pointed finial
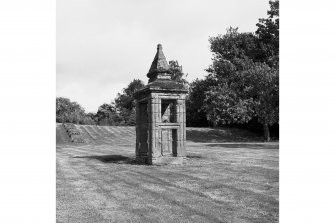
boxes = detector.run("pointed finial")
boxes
[147,43,171,82]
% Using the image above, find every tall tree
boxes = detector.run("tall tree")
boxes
[239,63,279,141]
[203,0,279,141]
[256,0,279,68]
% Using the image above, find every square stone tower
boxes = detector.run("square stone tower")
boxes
[134,44,188,165]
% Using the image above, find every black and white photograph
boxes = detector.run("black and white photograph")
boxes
[56,0,279,222]
[2,0,335,222]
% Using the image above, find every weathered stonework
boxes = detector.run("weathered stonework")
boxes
[134,44,188,165]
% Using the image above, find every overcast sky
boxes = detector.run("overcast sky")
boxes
[57,0,269,113]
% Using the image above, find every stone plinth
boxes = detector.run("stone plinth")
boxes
[134,44,188,165]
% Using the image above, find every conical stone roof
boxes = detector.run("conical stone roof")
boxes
[147,44,171,82]
[134,44,188,98]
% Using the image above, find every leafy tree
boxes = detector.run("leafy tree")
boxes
[186,78,213,127]
[256,0,279,47]
[56,97,87,124]
[256,0,279,68]
[83,112,96,125]
[204,29,257,127]
[208,28,259,69]
[114,79,145,125]
[240,63,279,140]
[168,60,188,84]
[95,103,122,126]
[86,112,97,122]
[56,97,72,123]
[115,79,145,110]
[203,0,279,141]
[205,62,278,136]
[204,84,254,127]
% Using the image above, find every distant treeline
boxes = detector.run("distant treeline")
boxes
[56,79,143,126]
[56,1,279,140]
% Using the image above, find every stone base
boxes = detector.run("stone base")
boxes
[136,156,185,165]
[136,156,150,164]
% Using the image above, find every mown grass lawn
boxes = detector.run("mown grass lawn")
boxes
[57,124,279,223]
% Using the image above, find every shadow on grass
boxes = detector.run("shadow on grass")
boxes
[73,155,141,165]
[205,143,279,150]
[74,154,207,164]
[186,128,263,143]
[186,154,203,159]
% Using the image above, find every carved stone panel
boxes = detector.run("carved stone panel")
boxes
[161,129,172,156]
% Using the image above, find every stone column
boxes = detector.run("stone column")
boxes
[135,101,140,157]
[182,98,187,155]
[176,98,186,156]
[148,94,160,162]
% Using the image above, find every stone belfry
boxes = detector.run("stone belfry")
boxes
[134,44,188,165]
